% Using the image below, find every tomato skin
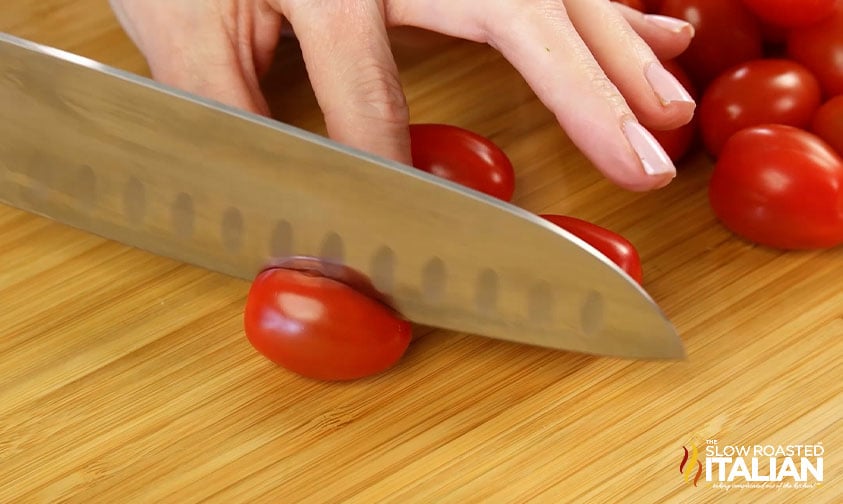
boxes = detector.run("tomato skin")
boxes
[244,268,412,381]
[540,214,644,284]
[787,1,843,97]
[649,60,698,162]
[811,96,843,157]
[660,0,763,87]
[709,125,843,250]
[699,59,822,156]
[741,0,836,28]
[409,123,516,202]
[641,0,666,12]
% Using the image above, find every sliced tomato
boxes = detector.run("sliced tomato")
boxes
[244,268,412,381]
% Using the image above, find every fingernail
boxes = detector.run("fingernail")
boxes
[622,119,676,177]
[644,14,695,37]
[645,62,695,106]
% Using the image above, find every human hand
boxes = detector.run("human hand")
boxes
[109,0,695,191]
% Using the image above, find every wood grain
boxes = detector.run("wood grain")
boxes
[1,2,840,503]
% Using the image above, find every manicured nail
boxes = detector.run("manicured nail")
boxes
[645,62,695,106]
[622,120,676,177]
[644,14,695,37]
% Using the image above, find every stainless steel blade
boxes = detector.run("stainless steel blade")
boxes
[0,33,683,359]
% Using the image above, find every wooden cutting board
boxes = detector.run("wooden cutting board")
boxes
[1,2,840,503]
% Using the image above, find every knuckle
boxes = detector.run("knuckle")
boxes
[583,64,630,115]
[346,58,409,126]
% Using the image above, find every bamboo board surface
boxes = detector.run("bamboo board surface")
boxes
[0,2,841,503]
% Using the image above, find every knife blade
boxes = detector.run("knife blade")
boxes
[0,32,684,359]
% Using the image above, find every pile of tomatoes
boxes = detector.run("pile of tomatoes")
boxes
[244,0,843,382]
[621,0,843,250]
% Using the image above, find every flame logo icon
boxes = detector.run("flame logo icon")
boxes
[680,444,703,487]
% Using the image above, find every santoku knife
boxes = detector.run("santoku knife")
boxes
[0,33,684,359]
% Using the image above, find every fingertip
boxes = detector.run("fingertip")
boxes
[637,99,696,131]
[616,118,677,190]
[614,4,693,60]
[645,61,694,106]
[643,14,695,39]
[574,118,677,192]
[634,62,696,130]
[603,164,675,192]
[622,119,675,174]
[597,158,675,192]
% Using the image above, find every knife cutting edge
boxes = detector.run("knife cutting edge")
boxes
[0,32,684,359]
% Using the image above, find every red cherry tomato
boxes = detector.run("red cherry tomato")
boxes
[699,59,822,156]
[660,0,763,87]
[709,125,843,250]
[741,0,837,28]
[540,214,644,284]
[648,60,698,162]
[787,1,843,97]
[409,123,516,202]
[649,121,697,163]
[811,95,843,156]
[244,268,412,381]
[614,0,645,10]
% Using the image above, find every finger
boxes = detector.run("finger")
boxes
[565,0,695,131]
[390,0,675,191]
[253,2,284,77]
[277,0,411,164]
[116,2,279,115]
[612,3,694,61]
[147,38,269,115]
